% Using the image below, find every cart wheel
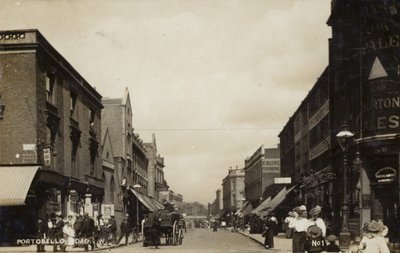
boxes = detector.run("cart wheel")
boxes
[178,228,183,245]
[172,220,178,246]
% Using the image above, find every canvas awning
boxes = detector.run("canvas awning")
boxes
[0,166,40,206]
[129,188,164,212]
[242,202,254,216]
[235,201,249,215]
[262,185,296,214]
[251,196,272,214]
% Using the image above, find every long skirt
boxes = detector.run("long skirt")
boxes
[292,231,306,253]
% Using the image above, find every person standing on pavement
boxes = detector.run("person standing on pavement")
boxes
[309,206,326,238]
[289,205,311,253]
[52,214,65,252]
[151,212,162,249]
[108,215,117,245]
[81,212,95,252]
[284,212,295,238]
[262,213,278,249]
[117,214,130,246]
[36,218,47,252]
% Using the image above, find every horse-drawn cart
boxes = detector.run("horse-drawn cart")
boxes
[142,210,186,246]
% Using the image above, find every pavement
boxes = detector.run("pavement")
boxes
[234,228,293,253]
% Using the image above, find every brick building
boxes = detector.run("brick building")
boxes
[0,29,103,244]
[244,146,280,207]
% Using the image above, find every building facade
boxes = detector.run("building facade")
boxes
[132,132,148,193]
[222,167,245,213]
[144,134,168,201]
[0,29,103,244]
[244,146,280,207]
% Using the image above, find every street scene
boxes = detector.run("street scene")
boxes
[1,0,400,252]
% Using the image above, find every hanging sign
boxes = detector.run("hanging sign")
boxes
[374,167,397,184]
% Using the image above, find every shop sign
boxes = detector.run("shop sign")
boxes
[274,177,291,184]
[374,167,397,184]
[262,158,280,173]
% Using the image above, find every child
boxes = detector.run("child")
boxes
[305,225,326,253]
[325,234,341,252]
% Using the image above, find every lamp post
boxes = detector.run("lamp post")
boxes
[336,122,354,249]
[133,184,142,235]
[121,177,128,216]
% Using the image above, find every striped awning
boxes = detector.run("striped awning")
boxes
[129,188,164,212]
[0,166,40,206]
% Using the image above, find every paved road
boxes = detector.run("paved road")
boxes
[105,228,267,253]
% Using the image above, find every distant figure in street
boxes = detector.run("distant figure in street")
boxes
[212,221,218,232]
[118,214,131,246]
[151,213,162,249]
[262,213,278,249]
[73,214,82,247]
[289,205,310,253]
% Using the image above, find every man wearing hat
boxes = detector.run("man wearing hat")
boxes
[289,206,311,253]
[108,215,117,245]
[305,225,326,252]
[309,206,326,237]
[117,214,131,246]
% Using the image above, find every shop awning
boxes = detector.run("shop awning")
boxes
[251,196,272,214]
[242,202,254,216]
[0,166,40,206]
[263,185,296,214]
[129,188,164,212]
[235,201,249,215]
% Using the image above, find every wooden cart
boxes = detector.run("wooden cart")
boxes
[142,210,186,246]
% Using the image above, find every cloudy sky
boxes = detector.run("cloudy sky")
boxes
[1,0,331,204]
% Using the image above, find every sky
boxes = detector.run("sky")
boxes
[0,0,332,205]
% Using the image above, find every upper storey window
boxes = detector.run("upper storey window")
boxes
[46,73,56,104]
[70,92,77,117]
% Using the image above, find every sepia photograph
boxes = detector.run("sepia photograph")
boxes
[0,0,399,252]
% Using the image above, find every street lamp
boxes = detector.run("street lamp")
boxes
[336,122,354,249]
[121,177,128,216]
[133,184,142,235]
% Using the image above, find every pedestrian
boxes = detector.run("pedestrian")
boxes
[358,220,390,253]
[52,213,65,252]
[62,220,75,250]
[309,206,326,238]
[305,225,326,253]
[117,214,130,246]
[81,212,95,252]
[213,220,218,232]
[325,234,341,252]
[151,212,162,249]
[108,215,117,245]
[73,214,82,247]
[94,214,105,246]
[36,218,47,252]
[288,205,310,253]
[262,213,278,249]
[284,211,295,238]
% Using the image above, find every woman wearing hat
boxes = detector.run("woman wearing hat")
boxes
[358,221,390,253]
[289,206,311,253]
[308,206,326,238]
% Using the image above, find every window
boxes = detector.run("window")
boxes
[89,109,95,125]
[70,92,77,117]
[46,73,55,103]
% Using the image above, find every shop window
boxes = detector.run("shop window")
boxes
[89,109,95,125]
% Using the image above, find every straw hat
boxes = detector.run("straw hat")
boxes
[367,221,380,232]
[307,225,322,238]
[309,206,321,216]
[327,235,337,242]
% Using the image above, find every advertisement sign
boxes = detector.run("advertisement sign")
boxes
[361,4,400,138]
[262,158,280,173]
[374,167,397,184]
[101,204,115,219]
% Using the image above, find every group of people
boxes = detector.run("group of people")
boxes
[349,219,390,253]
[284,205,340,253]
[36,212,134,252]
